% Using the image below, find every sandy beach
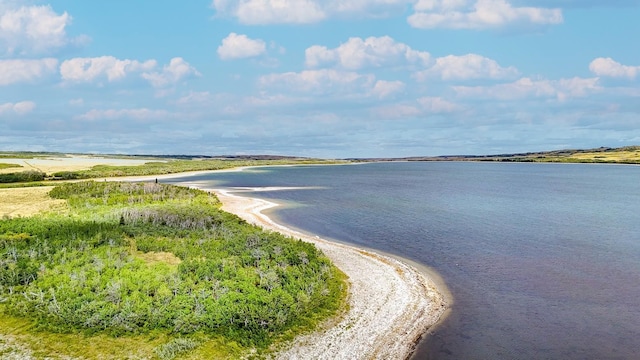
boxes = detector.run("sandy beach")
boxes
[211,188,448,360]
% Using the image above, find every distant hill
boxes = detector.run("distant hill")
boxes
[350,146,640,164]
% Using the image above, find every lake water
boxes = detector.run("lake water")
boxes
[165,162,640,359]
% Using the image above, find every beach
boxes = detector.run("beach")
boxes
[211,188,448,360]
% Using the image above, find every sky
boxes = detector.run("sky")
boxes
[1,0,639,158]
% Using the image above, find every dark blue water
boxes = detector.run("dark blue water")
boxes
[165,162,640,359]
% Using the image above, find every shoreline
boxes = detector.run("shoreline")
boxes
[209,187,449,359]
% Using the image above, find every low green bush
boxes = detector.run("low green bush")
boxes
[0,171,46,183]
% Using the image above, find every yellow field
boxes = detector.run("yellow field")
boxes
[0,187,67,218]
[568,149,640,162]
[0,156,151,175]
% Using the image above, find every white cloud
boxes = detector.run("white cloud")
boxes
[370,80,405,98]
[76,108,171,121]
[141,57,200,88]
[0,4,86,55]
[212,0,326,24]
[408,0,563,30]
[212,0,562,30]
[0,58,58,85]
[60,56,157,83]
[454,76,601,101]
[211,0,418,24]
[60,56,200,88]
[589,57,639,79]
[218,33,267,60]
[305,36,431,70]
[0,101,35,115]
[414,53,518,81]
[259,69,375,94]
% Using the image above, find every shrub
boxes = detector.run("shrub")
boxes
[0,171,46,183]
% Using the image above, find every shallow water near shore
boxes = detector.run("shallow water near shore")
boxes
[166,162,640,359]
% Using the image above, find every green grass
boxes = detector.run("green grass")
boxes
[0,163,22,170]
[0,311,242,359]
[0,181,347,358]
[0,182,51,189]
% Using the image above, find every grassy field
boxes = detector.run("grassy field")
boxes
[543,147,640,163]
[0,156,153,175]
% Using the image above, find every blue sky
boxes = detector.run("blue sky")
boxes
[1,0,639,157]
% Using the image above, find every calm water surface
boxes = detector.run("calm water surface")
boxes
[166,162,640,359]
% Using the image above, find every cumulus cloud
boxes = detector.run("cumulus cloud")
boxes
[454,76,600,101]
[141,57,201,88]
[211,0,421,24]
[60,56,157,83]
[589,57,639,79]
[259,69,375,94]
[212,0,326,24]
[408,0,563,30]
[212,0,563,30]
[0,58,58,85]
[60,56,199,88]
[218,33,267,60]
[414,53,519,81]
[0,101,35,115]
[0,4,87,55]
[305,36,430,70]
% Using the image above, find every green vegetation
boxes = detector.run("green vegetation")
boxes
[0,181,347,358]
[0,163,22,170]
[0,182,50,189]
[51,158,345,179]
[0,170,46,183]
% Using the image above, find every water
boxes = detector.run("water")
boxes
[165,162,640,359]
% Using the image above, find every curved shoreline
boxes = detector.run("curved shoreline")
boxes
[211,188,449,360]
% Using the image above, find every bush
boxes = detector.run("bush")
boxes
[0,171,46,183]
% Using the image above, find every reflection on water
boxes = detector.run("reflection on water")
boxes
[166,162,640,359]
